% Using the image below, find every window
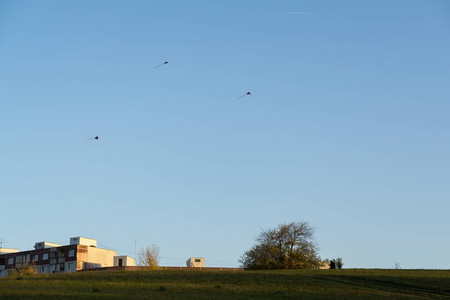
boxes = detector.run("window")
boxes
[195,259,201,263]
[67,262,73,270]
[42,253,49,260]
[41,266,47,273]
[33,254,39,261]
[68,250,75,257]
[7,258,14,265]
[50,252,57,259]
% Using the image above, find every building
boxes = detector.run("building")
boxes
[114,256,135,267]
[319,261,331,269]
[0,236,135,277]
[186,257,205,268]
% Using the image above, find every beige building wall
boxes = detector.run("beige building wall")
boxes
[74,245,116,270]
[76,245,88,270]
[85,247,116,269]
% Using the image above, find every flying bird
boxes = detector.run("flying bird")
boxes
[238,92,251,99]
[154,61,169,68]
[87,136,99,141]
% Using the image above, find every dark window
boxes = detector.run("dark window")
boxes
[195,259,201,263]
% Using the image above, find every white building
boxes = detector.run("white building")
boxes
[186,257,205,268]
[114,256,136,267]
[0,236,135,277]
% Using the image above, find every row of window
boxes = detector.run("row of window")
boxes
[2,262,76,277]
[40,262,75,273]
[5,250,75,265]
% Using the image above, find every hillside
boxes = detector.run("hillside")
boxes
[1,269,450,299]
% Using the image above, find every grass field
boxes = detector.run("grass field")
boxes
[1,268,450,299]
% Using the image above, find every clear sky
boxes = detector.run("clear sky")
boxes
[1,0,449,269]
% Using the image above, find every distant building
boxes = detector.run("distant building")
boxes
[186,257,205,268]
[319,261,331,269]
[0,237,135,277]
[114,256,135,267]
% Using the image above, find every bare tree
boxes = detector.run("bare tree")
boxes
[138,245,160,270]
[240,222,321,270]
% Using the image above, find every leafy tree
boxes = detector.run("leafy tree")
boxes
[9,261,37,277]
[239,222,321,270]
[335,257,344,269]
[138,245,160,269]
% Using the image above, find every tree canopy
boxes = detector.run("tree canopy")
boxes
[240,222,321,270]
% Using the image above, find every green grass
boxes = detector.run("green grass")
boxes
[1,269,450,299]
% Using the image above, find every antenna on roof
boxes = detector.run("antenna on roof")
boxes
[0,238,6,248]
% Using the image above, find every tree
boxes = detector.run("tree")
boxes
[138,245,160,269]
[239,222,321,270]
[9,258,37,277]
[335,257,344,269]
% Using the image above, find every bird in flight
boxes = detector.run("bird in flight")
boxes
[154,61,169,68]
[238,92,251,99]
[87,136,99,141]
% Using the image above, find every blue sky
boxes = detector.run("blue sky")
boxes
[1,0,449,269]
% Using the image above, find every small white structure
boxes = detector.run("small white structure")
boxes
[186,257,205,268]
[114,256,136,267]
[70,237,97,247]
[34,242,62,250]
